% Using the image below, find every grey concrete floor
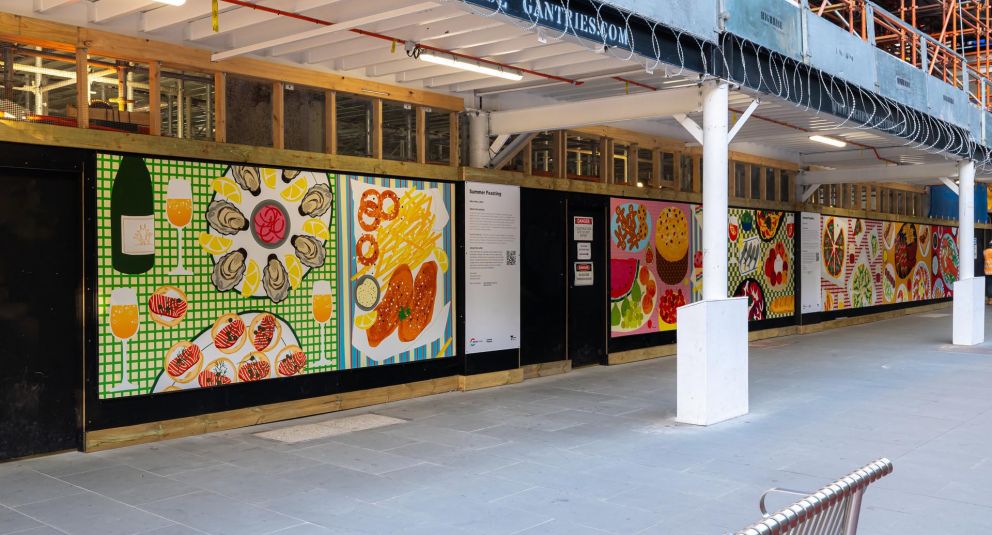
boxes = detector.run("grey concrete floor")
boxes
[3,310,992,534]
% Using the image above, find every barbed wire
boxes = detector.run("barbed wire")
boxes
[451,0,991,169]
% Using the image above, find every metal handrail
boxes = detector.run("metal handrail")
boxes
[733,458,894,535]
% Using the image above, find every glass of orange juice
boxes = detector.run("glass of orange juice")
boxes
[166,178,193,275]
[312,281,333,367]
[109,287,140,392]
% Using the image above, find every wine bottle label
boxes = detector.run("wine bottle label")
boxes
[121,215,155,256]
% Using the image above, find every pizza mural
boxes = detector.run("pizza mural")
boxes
[819,216,958,311]
[609,198,795,338]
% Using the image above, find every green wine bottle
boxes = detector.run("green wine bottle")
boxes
[111,156,155,274]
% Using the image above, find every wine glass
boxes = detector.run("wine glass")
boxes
[166,178,193,275]
[312,280,333,368]
[109,287,140,392]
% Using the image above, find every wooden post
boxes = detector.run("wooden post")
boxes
[522,140,532,175]
[416,106,426,164]
[629,143,639,186]
[75,47,89,129]
[652,149,661,188]
[551,131,564,179]
[598,136,609,183]
[372,98,383,159]
[272,82,284,149]
[214,72,226,143]
[148,61,161,136]
[448,112,459,167]
[692,155,701,193]
[325,91,336,154]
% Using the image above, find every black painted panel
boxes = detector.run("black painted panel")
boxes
[0,166,84,459]
[567,193,608,367]
[520,189,567,365]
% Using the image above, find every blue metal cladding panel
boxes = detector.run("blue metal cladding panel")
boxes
[874,50,928,111]
[724,0,803,60]
[599,0,719,42]
[926,76,970,129]
[985,111,992,147]
[806,14,877,91]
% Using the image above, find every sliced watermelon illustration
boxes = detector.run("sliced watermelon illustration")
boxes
[611,258,639,300]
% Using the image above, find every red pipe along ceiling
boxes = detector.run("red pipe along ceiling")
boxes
[218,0,893,161]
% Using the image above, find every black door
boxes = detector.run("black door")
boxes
[520,189,567,365]
[0,166,84,460]
[566,194,607,367]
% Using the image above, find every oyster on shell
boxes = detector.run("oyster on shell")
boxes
[230,165,261,196]
[282,169,301,183]
[291,234,326,268]
[212,248,247,292]
[206,200,249,235]
[262,254,290,303]
[298,183,332,217]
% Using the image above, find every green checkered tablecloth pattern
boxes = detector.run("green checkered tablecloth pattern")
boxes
[96,154,338,399]
[727,208,796,319]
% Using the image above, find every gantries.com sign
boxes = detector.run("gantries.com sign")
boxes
[464,0,632,50]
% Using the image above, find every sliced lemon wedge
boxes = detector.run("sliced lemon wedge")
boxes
[284,254,303,289]
[241,260,260,297]
[302,218,330,241]
[261,168,279,189]
[211,177,242,204]
[280,176,308,202]
[198,232,232,255]
[354,310,377,330]
[434,248,449,273]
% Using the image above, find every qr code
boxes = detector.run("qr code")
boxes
[505,250,517,266]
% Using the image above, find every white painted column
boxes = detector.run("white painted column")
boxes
[676,80,749,426]
[702,81,729,300]
[468,111,489,169]
[953,159,985,345]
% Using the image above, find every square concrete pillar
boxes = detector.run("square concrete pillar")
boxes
[676,297,749,426]
[953,277,985,346]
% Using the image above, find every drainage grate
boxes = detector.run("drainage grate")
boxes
[254,414,406,444]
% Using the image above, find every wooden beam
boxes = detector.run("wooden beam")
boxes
[522,140,532,175]
[629,143,639,186]
[416,106,426,164]
[371,98,383,159]
[325,90,336,155]
[598,136,609,183]
[214,72,226,143]
[272,82,284,150]
[147,60,160,136]
[0,12,464,113]
[651,149,661,188]
[74,46,88,129]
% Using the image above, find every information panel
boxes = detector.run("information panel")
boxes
[800,212,822,314]
[465,182,521,354]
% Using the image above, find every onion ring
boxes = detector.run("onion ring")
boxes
[356,234,379,266]
[378,190,400,221]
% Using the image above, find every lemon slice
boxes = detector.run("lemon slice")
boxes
[354,310,377,330]
[284,254,303,289]
[302,218,330,241]
[241,260,260,297]
[261,168,279,189]
[198,232,232,255]
[434,248,449,273]
[280,176,308,202]
[211,177,242,204]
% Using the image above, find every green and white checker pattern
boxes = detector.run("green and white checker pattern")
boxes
[726,208,796,319]
[96,154,338,399]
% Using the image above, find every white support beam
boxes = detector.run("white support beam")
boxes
[801,184,821,202]
[673,113,703,145]
[727,99,759,143]
[489,86,702,135]
[210,3,436,61]
[953,159,984,346]
[489,134,510,159]
[938,176,959,195]
[798,162,959,186]
[34,0,79,13]
[88,0,159,23]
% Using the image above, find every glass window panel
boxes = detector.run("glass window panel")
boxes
[381,99,416,162]
[765,167,776,201]
[0,43,78,126]
[566,135,599,178]
[780,171,791,202]
[336,92,372,158]
[661,152,675,185]
[637,148,652,185]
[283,84,325,153]
[531,131,555,175]
[734,162,746,198]
[425,109,450,164]
[226,75,272,147]
[613,143,628,184]
[160,68,214,141]
[681,155,694,191]
[750,165,761,199]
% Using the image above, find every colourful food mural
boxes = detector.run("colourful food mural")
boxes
[820,216,957,311]
[341,176,455,367]
[609,198,795,337]
[98,155,456,398]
